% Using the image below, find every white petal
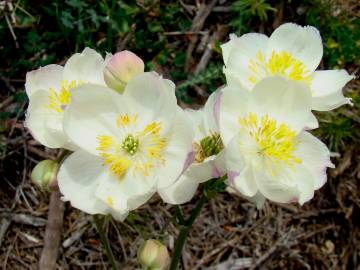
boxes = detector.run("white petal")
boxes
[63,48,106,85]
[255,164,314,204]
[223,33,269,89]
[25,90,68,148]
[156,108,195,189]
[25,64,63,96]
[123,72,178,130]
[191,159,217,183]
[185,108,205,141]
[158,170,199,204]
[233,165,258,197]
[212,149,227,178]
[63,84,127,155]
[225,134,257,197]
[311,70,354,111]
[268,23,323,72]
[251,76,315,132]
[110,210,129,221]
[203,89,222,134]
[295,132,334,190]
[58,151,110,215]
[95,170,156,214]
[219,83,251,145]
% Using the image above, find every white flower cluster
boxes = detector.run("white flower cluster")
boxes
[25,23,353,220]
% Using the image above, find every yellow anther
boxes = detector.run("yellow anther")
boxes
[97,116,167,178]
[97,135,113,151]
[47,80,82,112]
[239,113,301,169]
[117,113,138,127]
[248,50,312,85]
[107,196,114,207]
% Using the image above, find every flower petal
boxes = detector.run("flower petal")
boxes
[268,23,323,72]
[95,170,156,214]
[156,108,195,189]
[311,70,354,111]
[219,83,251,145]
[203,89,222,134]
[222,33,269,88]
[63,84,127,155]
[123,72,178,130]
[58,151,110,215]
[295,132,334,190]
[25,64,63,96]
[63,48,106,85]
[255,163,314,205]
[251,76,315,132]
[158,170,199,204]
[25,90,69,148]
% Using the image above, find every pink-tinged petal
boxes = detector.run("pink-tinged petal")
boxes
[104,50,145,93]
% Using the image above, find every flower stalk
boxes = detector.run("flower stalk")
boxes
[93,215,119,270]
[169,176,226,270]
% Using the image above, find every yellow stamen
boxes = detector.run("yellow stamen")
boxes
[96,135,113,151]
[97,116,167,178]
[47,80,82,112]
[117,113,138,127]
[248,50,312,85]
[239,113,301,169]
[107,196,114,207]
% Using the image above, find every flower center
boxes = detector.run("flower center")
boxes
[239,113,301,171]
[97,114,167,178]
[47,80,82,113]
[194,132,223,163]
[122,134,139,155]
[248,50,312,85]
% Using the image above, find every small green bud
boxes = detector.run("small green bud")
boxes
[138,239,170,270]
[31,160,59,191]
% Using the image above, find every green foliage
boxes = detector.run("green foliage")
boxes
[231,0,276,34]
[176,64,224,104]
[302,0,360,67]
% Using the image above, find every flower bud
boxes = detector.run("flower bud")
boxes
[31,160,59,191]
[104,51,144,93]
[137,239,170,270]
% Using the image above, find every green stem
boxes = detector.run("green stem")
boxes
[93,215,119,270]
[169,176,226,270]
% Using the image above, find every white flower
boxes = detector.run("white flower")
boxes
[25,48,106,149]
[159,90,226,204]
[58,72,194,219]
[220,76,334,205]
[221,23,354,111]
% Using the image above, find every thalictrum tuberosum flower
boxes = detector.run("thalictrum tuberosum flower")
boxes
[58,72,194,219]
[221,23,354,111]
[25,48,106,149]
[220,76,334,205]
[159,89,226,204]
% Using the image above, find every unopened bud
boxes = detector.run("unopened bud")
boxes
[31,160,59,191]
[137,239,170,270]
[104,51,144,93]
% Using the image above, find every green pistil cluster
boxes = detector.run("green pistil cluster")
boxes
[195,133,224,163]
[122,134,139,155]
[200,133,223,157]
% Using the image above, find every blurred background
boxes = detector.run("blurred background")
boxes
[0,0,359,269]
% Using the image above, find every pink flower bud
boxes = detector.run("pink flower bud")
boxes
[104,51,144,93]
